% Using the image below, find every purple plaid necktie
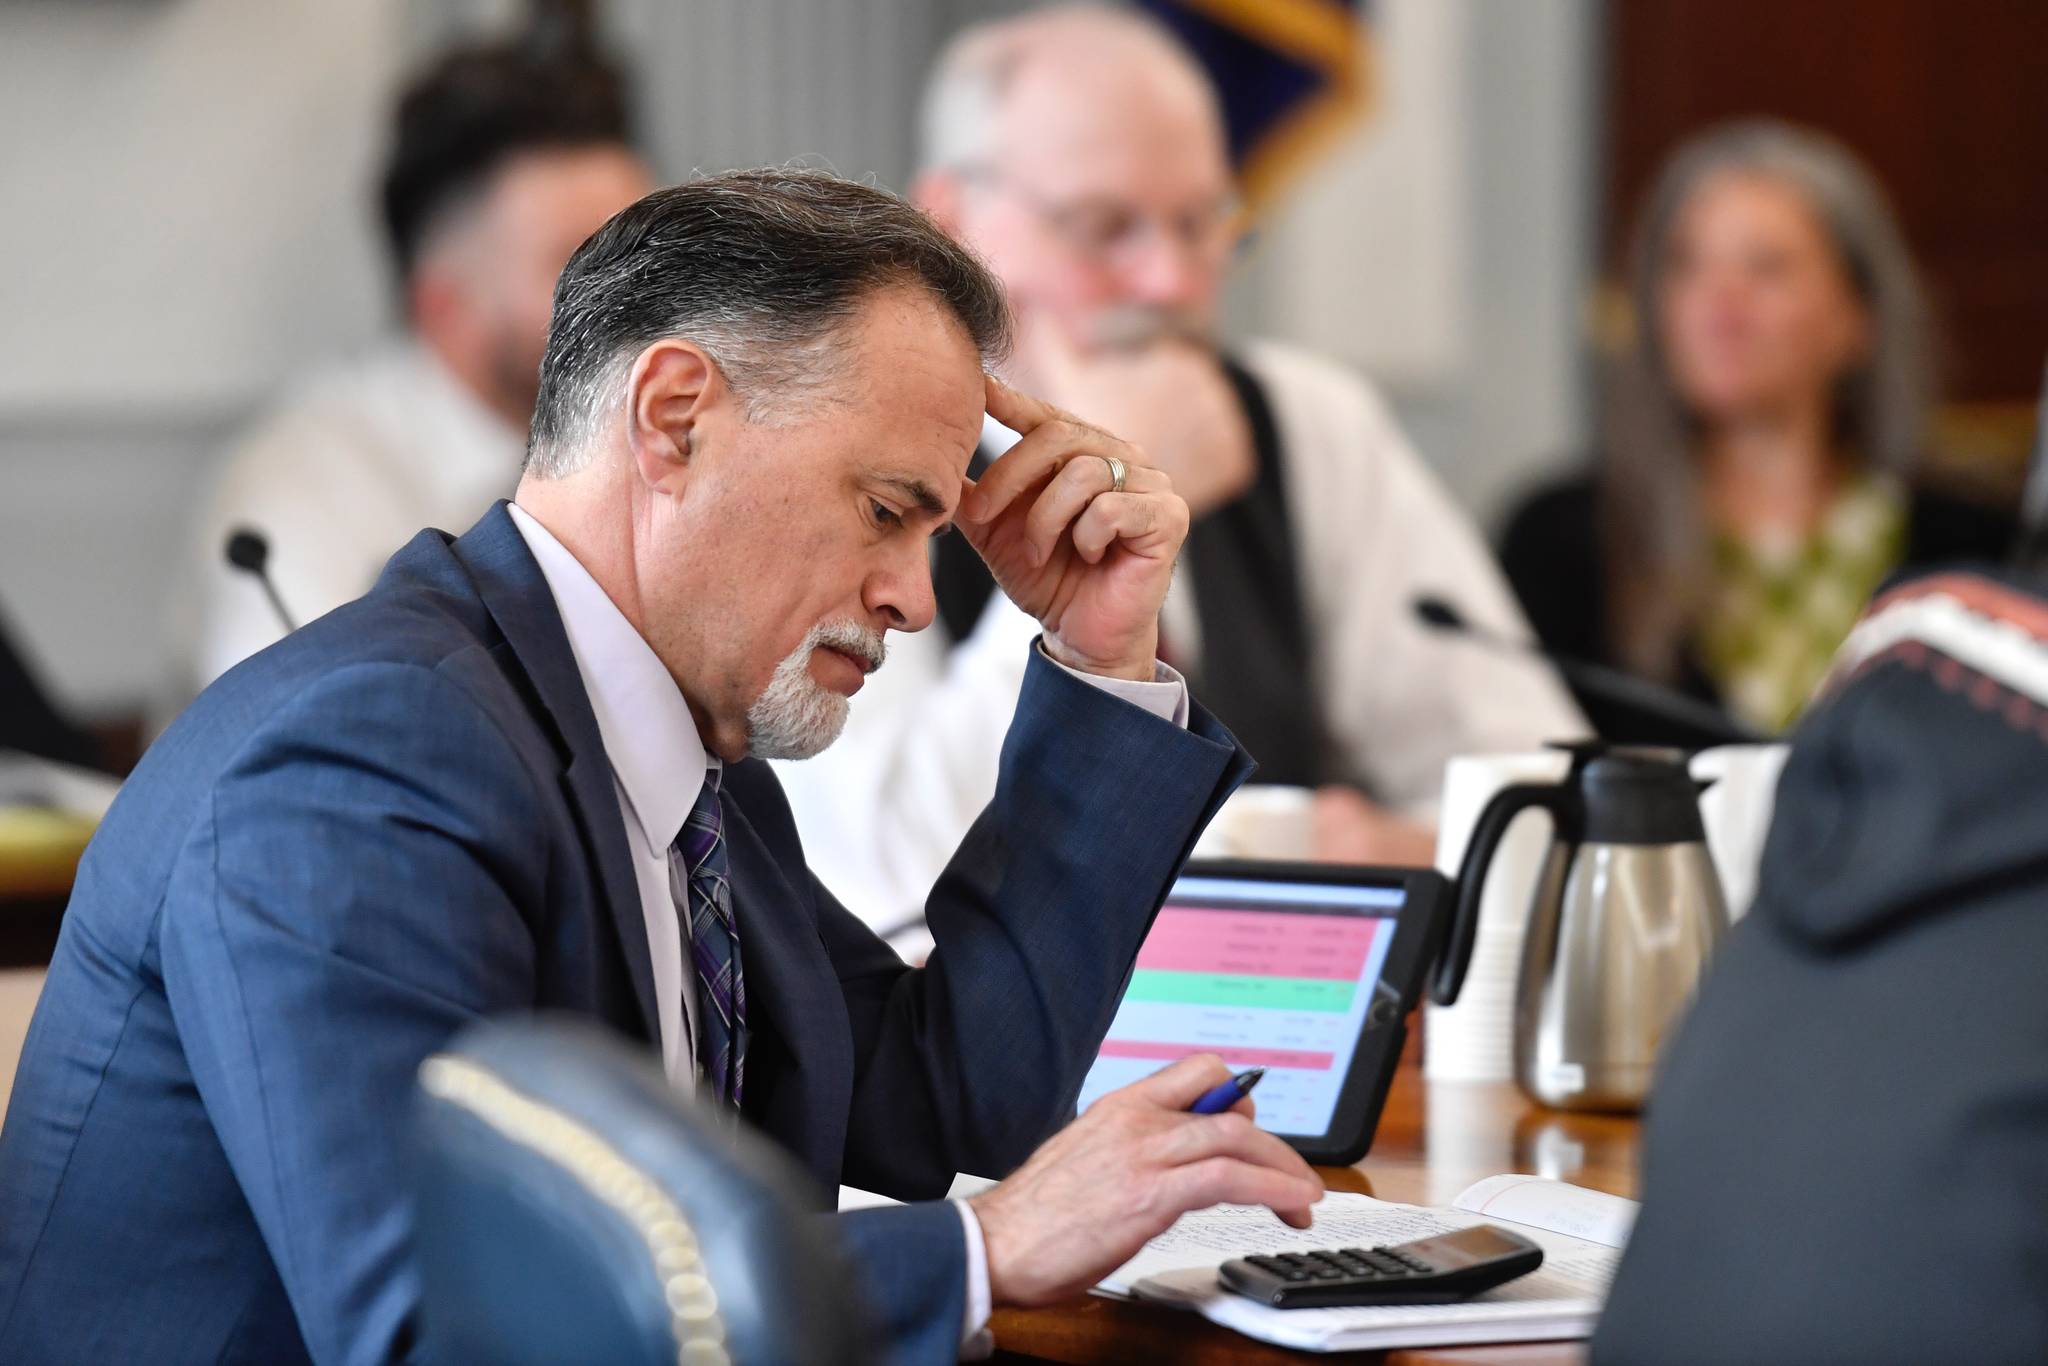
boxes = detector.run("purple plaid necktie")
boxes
[672,761,747,1106]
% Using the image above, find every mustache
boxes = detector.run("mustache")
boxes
[1085,304,1214,352]
[807,618,886,674]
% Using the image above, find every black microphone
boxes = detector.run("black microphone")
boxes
[224,528,298,636]
[1413,594,1765,746]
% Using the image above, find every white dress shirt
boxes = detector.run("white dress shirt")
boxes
[178,340,523,698]
[773,339,1588,934]
[507,502,1188,1354]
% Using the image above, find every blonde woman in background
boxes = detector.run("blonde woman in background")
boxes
[1501,120,2013,743]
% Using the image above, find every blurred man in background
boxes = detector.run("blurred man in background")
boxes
[178,41,652,693]
[774,4,1582,937]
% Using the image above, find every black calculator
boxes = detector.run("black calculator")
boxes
[1219,1224,1544,1308]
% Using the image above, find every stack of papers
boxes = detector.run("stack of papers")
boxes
[1099,1174,1636,1353]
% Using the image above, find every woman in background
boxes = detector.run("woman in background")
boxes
[1501,120,2012,743]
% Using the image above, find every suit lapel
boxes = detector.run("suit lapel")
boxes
[721,794,851,1179]
[450,503,661,1044]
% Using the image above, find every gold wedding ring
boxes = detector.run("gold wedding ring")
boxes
[1097,453,1128,495]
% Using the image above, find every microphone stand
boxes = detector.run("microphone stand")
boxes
[1413,596,1766,747]
[224,529,299,635]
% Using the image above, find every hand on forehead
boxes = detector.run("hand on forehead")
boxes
[983,372,1062,436]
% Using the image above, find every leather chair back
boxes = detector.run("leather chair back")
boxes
[411,1016,876,1366]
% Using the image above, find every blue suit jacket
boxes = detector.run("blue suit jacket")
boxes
[0,504,1251,1365]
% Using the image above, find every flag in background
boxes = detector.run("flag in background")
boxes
[1136,0,1375,212]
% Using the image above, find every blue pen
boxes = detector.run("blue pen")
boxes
[1188,1067,1266,1115]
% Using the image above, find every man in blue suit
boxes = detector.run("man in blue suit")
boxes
[0,170,1321,1363]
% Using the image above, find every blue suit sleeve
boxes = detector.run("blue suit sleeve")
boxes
[158,662,551,1366]
[822,646,1254,1194]
[830,1203,970,1366]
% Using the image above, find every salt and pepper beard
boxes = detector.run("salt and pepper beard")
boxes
[744,619,887,760]
[1083,302,1213,352]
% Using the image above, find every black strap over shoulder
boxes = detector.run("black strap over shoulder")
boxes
[1187,357,1330,785]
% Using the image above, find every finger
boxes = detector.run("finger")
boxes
[984,373,1063,440]
[967,420,1091,525]
[1071,492,1184,565]
[1154,1112,1320,1187]
[958,459,1165,555]
[1119,1053,1234,1109]
[1021,456,1118,565]
[969,416,1147,526]
[1158,1157,1324,1225]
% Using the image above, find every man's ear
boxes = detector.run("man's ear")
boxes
[626,340,720,494]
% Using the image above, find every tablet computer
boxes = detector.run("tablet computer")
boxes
[1075,860,1450,1166]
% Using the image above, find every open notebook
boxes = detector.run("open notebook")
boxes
[1099,1175,1636,1354]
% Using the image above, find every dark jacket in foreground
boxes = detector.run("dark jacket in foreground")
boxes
[1594,566,2048,1365]
[0,503,1251,1365]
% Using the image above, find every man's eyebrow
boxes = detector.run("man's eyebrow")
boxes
[872,474,948,518]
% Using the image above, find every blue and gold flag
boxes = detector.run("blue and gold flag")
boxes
[1137,0,1375,210]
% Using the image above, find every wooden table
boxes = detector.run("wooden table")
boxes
[991,1063,1640,1365]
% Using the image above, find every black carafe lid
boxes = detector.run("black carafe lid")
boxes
[1579,746,1708,845]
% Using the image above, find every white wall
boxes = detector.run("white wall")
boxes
[1233,0,1600,525]
[0,0,1596,718]
[0,1,402,412]
[0,0,415,716]
[1231,0,1472,391]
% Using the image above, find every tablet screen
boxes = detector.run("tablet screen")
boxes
[1076,873,1405,1138]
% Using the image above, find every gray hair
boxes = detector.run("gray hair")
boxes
[916,4,1212,175]
[1601,119,1935,678]
[525,168,1012,476]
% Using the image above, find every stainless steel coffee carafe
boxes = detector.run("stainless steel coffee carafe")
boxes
[1430,745,1729,1112]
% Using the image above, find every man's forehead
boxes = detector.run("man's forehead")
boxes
[870,397,982,502]
[833,285,990,503]
[995,42,1225,182]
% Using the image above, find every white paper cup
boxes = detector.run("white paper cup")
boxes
[1691,744,1790,920]
[1424,751,1572,1082]
[1192,784,1316,861]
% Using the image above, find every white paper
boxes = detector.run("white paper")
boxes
[1135,1263,1599,1352]
[1109,1177,1637,1352]
[1452,1173,1637,1249]
[835,1185,901,1212]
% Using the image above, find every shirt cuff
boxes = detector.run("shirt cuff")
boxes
[955,1199,994,1358]
[1036,638,1190,728]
